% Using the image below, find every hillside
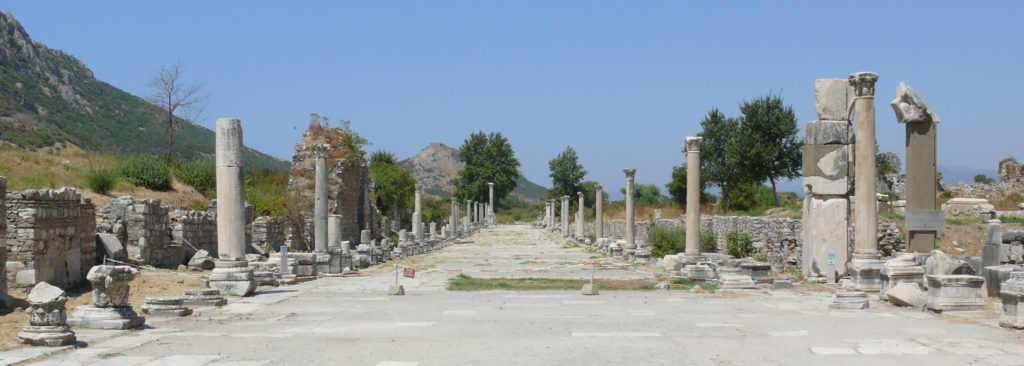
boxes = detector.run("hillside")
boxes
[400,142,547,203]
[0,12,288,171]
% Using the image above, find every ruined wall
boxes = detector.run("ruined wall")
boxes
[5,187,96,289]
[577,214,902,273]
[0,177,6,295]
[98,196,180,269]
[999,157,1024,186]
[252,216,286,252]
[170,210,217,258]
[288,125,383,248]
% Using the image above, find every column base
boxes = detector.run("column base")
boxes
[848,254,884,292]
[67,306,145,330]
[681,264,716,281]
[680,253,705,265]
[18,325,75,347]
[209,260,257,297]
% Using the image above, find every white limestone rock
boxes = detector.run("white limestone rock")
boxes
[814,79,853,121]
[887,282,927,308]
[890,82,939,124]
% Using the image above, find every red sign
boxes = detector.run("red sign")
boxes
[403,267,416,278]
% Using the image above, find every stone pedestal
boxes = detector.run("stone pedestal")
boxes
[718,275,757,290]
[68,265,144,329]
[388,284,405,296]
[926,275,985,312]
[740,262,773,283]
[184,288,227,307]
[848,254,883,292]
[679,253,704,266]
[985,264,1019,298]
[142,297,193,316]
[681,264,715,281]
[830,291,869,309]
[999,272,1024,329]
[582,284,599,295]
[19,282,76,347]
[880,254,925,300]
[609,240,623,257]
[208,260,257,297]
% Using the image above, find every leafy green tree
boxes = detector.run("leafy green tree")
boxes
[620,184,666,205]
[665,163,711,207]
[580,180,606,209]
[421,196,451,224]
[547,146,587,205]
[453,131,521,203]
[697,108,747,213]
[731,93,803,206]
[974,174,995,184]
[369,150,416,218]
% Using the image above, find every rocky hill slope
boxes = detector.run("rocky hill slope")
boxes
[0,11,287,171]
[400,142,547,203]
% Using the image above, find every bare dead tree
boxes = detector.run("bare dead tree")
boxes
[147,61,207,164]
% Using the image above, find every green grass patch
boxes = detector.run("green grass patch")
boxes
[447,274,658,291]
[671,277,718,292]
[1000,215,1024,225]
[946,217,980,226]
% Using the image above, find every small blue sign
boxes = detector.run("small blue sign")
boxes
[281,246,288,253]
[827,253,835,265]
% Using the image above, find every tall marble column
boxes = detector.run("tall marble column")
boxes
[576,192,585,239]
[849,71,883,292]
[488,182,495,224]
[891,82,940,253]
[450,198,457,239]
[683,137,703,263]
[313,147,328,254]
[413,183,423,243]
[548,200,555,229]
[623,168,637,251]
[561,196,570,237]
[211,118,256,296]
[595,184,604,239]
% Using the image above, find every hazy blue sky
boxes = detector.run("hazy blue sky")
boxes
[4,1,1022,199]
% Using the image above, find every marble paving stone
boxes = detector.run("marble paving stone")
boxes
[141,355,223,366]
[810,347,857,355]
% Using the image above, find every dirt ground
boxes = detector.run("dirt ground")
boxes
[0,268,206,351]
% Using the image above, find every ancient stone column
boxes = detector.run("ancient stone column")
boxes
[327,214,343,273]
[849,72,884,292]
[18,282,76,346]
[413,183,423,242]
[802,78,854,280]
[561,196,570,237]
[595,184,604,239]
[211,118,256,296]
[576,192,585,239]
[488,182,495,224]
[683,137,703,263]
[891,82,940,253]
[429,222,437,241]
[313,147,328,254]
[68,265,144,329]
[624,168,637,251]
[450,198,457,239]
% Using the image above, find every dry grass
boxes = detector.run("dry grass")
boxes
[0,269,206,351]
[0,141,209,211]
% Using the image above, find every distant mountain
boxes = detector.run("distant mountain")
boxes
[399,142,548,203]
[0,12,288,171]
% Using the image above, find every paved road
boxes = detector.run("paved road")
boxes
[9,225,1024,365]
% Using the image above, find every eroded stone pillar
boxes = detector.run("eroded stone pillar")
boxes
[624,168,637,252]
[488,182,495,224]
[576,192,585,239]
[211,118,256,296]
[413,183,423,243]
[891,82,940,253]
[849,72,883,292]
[313,148,328,253]
[595,184,604,239]
[450,198,457,239]
[801,79,854,280]
[683,137,703,263]
[561,196,570,237]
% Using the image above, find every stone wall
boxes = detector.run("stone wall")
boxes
[252,216,286,252]
[5,187,96,289]
[575,214,902,273]
[0,177,6,295]
[170,209,217,258]
[98,196,180,269]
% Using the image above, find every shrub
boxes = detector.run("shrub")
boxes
[647,226,686,257]
[84,168,117,195]
[118,155,172,190]
[700,230,717,253]
[725,231,753,258]
[172,159,216,196]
